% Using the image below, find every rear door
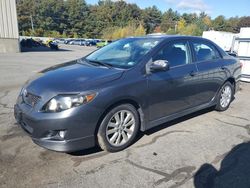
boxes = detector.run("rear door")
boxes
[189,39,225,106]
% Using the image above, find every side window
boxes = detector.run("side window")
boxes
[193,42,220,62]
[153,41,190,67]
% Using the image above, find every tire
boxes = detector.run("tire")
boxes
[97,104,140,152]
[215,81,234,111]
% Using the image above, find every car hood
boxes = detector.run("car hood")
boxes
[25,59,124,97]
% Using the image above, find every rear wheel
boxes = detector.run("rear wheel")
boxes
[215,82,234,111]
[97,104,140,152]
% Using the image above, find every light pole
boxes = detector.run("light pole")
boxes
[30,15,34,34]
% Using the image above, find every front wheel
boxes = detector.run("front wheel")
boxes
[215,82,234,111]
[97,104,140,152]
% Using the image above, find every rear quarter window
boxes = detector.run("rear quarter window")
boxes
[193,41,221,62]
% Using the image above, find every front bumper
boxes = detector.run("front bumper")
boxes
[14,103,100,152]
[32,135,95,152]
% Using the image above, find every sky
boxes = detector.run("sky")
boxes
[86,0,250,18]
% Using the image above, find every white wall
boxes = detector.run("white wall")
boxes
[0,0,19,39]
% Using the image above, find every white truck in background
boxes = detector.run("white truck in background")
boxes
[202,30,237,51]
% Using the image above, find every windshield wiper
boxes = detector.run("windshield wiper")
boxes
[86,59,113,69]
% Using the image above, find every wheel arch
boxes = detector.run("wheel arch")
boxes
[226,77,236,93]
[94,99,146,138]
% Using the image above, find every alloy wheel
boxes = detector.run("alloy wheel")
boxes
[220,85,232,108]
[106,110,135,146]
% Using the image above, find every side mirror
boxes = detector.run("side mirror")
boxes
[150,60,169,72]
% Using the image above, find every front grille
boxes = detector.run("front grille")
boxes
[23,92,41,107]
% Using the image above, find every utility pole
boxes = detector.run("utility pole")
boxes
[30,15,34,34]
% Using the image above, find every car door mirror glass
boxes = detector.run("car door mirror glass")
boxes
[150,60,169,72]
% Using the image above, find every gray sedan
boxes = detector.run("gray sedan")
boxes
[14,35,241,152]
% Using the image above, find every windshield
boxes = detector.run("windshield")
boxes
[85,38,163,69]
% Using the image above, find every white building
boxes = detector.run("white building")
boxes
[0,0,20,53]
[235,28,250,82]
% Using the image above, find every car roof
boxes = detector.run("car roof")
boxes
[126,34,203,40]
[124,34,227,55]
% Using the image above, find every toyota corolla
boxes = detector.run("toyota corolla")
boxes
[14,35,241,152]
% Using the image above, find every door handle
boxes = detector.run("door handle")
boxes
[189,71,196,77]
[221,66,226,70]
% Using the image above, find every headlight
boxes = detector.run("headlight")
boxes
[43,93,96,112]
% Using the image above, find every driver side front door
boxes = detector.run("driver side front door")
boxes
[147,40,199,125]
